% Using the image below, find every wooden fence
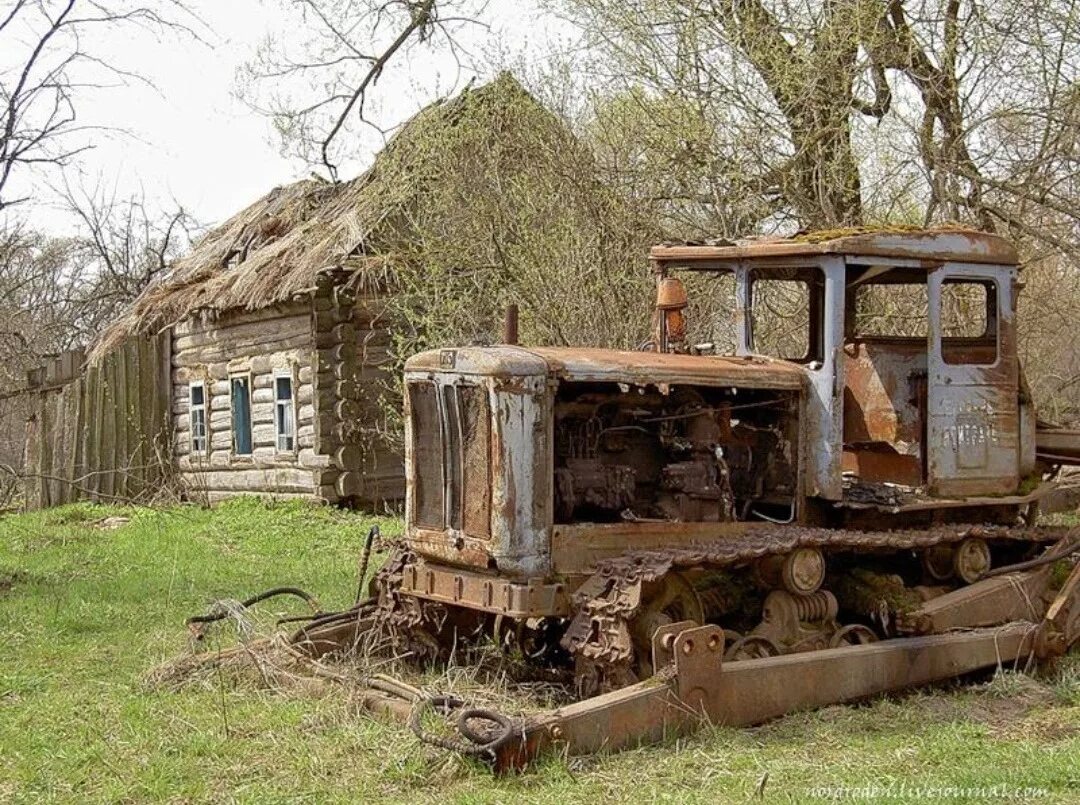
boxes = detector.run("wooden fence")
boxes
[21,334,172,509]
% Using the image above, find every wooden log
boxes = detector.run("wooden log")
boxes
[173,332,313,367]
[299,450,334,469]
[209,410,232,432]
[335,444,361,470]
[336,471,363,498]
[252,422,276,446]
[174,305,308,337]
[335,377,361,401]
[172,310,310,349]
[335,399,361,421]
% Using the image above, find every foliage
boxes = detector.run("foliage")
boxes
[552,0,1080,255]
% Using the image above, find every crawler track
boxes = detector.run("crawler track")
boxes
[562,523,1069,671]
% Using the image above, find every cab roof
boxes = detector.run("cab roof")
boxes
[405,346,806,391]
[650,228,1018,268]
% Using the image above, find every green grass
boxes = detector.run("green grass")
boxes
[0,500,1078,804]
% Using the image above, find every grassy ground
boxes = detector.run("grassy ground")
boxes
[0,500,1078,804]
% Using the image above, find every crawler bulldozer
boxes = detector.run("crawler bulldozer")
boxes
[273,230,1080,768]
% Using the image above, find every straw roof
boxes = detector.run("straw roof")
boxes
[91,72,583,359]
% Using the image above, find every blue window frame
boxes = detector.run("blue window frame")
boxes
[230,375,253,455]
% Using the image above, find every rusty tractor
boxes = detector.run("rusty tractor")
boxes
[277,230,1080,768]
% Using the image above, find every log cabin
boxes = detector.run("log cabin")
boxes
[89,72,643,507]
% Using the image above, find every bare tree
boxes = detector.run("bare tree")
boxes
[552,0,1080,248]
[241,0,487,180]
[0,190,195,372]
[0,0,200,211]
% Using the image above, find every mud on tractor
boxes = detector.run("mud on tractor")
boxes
[241,230,1079,768]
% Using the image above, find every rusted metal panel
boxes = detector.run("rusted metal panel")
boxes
[526,347,806,391]
[842,340,925,446]
[406,346,807,390]
[927,264,1020,496]
[650,230,1019,268]
[405,366,552,578]
[397,557,571,618]
[498,622,1041,769]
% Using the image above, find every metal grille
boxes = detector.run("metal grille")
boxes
[409,382,443,529]
[410,381,491,538]
[459,384,491,538]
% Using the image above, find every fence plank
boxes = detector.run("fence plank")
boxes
[15,333,171,510]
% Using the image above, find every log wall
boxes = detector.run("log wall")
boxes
[172,289,404,506]
[172,302,326,503]
[311,278,404,504]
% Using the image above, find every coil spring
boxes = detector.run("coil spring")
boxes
[790,590,835,622]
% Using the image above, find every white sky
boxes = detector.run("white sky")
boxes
[22,0,568,234]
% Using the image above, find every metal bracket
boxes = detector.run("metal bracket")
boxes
[651,620,725,714]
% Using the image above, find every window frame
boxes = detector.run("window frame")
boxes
[939,277,1000,367]
[747,266,826,364]
[229,373,254,457]
[188,379,208,457]
[273,368,297,454]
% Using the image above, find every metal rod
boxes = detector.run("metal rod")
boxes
[503,304,519,345]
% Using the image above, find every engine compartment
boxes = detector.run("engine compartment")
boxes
[553,381,799,524]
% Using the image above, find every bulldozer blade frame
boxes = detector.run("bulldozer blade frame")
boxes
[493,621,1045,769]
[291,558,1079,772]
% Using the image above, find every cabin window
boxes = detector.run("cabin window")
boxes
[680,271,739,354]
[274,372,295,452]
[749,267,825,363]
[230,375,253,455]
[941,279,998,365]
[189,381,208,455]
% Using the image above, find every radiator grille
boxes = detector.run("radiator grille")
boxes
[459,384,491,537]
[409,381,491,538]
[409,382,443,529]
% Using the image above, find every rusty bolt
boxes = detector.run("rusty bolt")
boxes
[550,725,564,740]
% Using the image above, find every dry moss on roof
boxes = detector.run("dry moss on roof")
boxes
[92,72,618,359]
[791,223,983,243]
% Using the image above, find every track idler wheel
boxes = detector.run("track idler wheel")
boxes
[922,544,956,582]
[756,548,826,595]
[954,538,992,584]
[725,634,783,661]
[921,538,992,584]
[829,623,879,648]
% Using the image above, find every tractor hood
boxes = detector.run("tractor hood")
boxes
[405,345,807,392]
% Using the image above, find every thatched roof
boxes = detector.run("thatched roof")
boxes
[91,72,585,359]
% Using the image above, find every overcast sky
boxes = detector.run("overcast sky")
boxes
[25,0,569,234]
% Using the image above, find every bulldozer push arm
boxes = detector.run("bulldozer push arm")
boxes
[314,539,1079,772]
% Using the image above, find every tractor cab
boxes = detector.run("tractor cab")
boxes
[649,230,1036,510]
